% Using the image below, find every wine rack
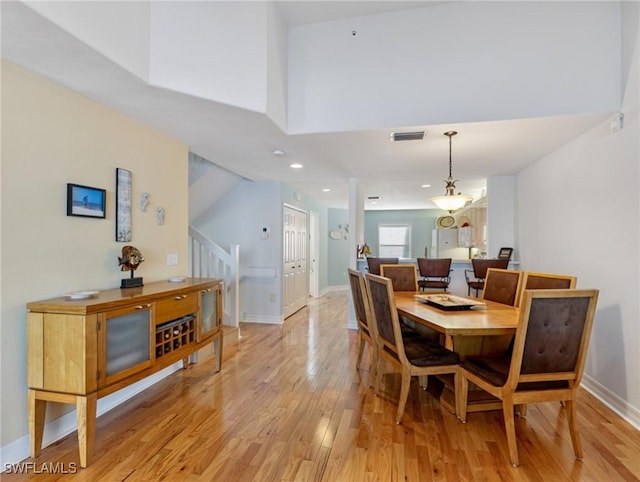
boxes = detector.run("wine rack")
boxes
[155,314,196,359]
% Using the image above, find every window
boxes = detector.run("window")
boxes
[378,224,411,258]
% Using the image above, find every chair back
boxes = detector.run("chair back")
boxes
[507,289,599,391]
[471,258,510,279]
[366,257,399,275]
[417,258,452,278]
[522,272,576,290]
[348,269,373,335]
[380,264,418,291]
[365,274,403,360]
[482,268,523,306]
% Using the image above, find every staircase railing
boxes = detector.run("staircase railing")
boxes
[189,226,239,328]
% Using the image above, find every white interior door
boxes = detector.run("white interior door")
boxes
[283,205,308,318]
[309,211,319,298]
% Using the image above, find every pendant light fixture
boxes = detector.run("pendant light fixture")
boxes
[430,130,473,212]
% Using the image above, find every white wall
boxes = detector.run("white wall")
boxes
[195,181,284,323]
[288,1,620,133]
[149,2,268,112]
[266,1,288,131]
[25,0,151,81]
[486,176,515,258]
[516,10,639,426]
[1,60,189,453]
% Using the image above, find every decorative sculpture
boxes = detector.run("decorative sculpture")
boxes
[140,192,149,212]
[118,245,144,288]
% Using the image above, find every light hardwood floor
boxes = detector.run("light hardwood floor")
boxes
[5,292,640,481]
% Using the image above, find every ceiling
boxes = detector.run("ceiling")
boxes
[1,1,611,210]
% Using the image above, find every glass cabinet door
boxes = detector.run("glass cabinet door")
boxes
[198,285,221,342]
[99,303,153,387]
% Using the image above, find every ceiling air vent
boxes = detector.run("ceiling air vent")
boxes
[390,131,425,142]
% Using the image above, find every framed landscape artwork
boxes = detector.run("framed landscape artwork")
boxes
[116,168,132,242]
[66,183,106,218]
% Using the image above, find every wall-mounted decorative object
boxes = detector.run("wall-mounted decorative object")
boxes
[329,223,350,240]
[156,207,164,225]
[118,245,144,288]
[358,243,371,258]
[140,192,149,212]
[116,168,132,242]
[66,183,106,218]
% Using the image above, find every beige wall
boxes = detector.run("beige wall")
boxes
[0,60,189,446]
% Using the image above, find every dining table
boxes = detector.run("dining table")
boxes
[394,291,520,413]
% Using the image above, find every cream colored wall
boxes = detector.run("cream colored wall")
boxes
[0,60,189,447]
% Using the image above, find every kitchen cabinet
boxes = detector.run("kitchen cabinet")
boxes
[455,197,487,249]
[26,278,222,468]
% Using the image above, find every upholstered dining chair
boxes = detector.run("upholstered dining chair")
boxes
[478,268,524,358]
[482,268,523,307]
[366,257,399,275]
[516,272,577,416]
[380,264,418,291]
[348,269,378,385]
[465,258,510,296]
[456,288,599,466]
[416,258,452,292]
[365,273,460,424]
[521,271,577,292]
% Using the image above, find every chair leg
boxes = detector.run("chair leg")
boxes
[356,334,365,369]
[419,375,429,390]
[566,398,583,459]
[502,398,519,466]
[374,358,384,396]
[396,370,412,424]
[517,404,528,418]
[457,373,469,423]
[370,346,379,388]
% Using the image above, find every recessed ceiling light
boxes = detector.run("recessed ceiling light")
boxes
[272,149,286,157]
[290,163,303,169]
[421,184,431,188]
[322,188,331,192]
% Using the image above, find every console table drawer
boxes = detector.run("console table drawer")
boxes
[155,292,198,324]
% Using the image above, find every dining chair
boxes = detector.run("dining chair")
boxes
[348,269,378,385]
[456,288,599,466]
[416,258,452,292]
[521,271,577,291]
[365,273,460,424]
[482,268,523,307]
[380,264,418,291]
[465,258,510,296]
[516,272,577,416]
[366,257,399,275]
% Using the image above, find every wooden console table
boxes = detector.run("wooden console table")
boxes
[26,278,223,468]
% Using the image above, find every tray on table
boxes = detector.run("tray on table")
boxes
[414,294,486,311]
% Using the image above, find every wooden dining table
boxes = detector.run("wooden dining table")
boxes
[394,291,520,413]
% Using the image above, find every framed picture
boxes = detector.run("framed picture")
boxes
[498,247,513,260]
[116,168,132,242]
[66,183,106,218]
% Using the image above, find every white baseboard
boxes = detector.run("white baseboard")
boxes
[0,362,183,468]
[319,285,349,297]
[581,374,640,430]
[241,313,284,324]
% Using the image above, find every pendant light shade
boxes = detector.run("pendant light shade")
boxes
[430,131,473,212]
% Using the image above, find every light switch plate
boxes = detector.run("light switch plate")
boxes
[166,254,178,266]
